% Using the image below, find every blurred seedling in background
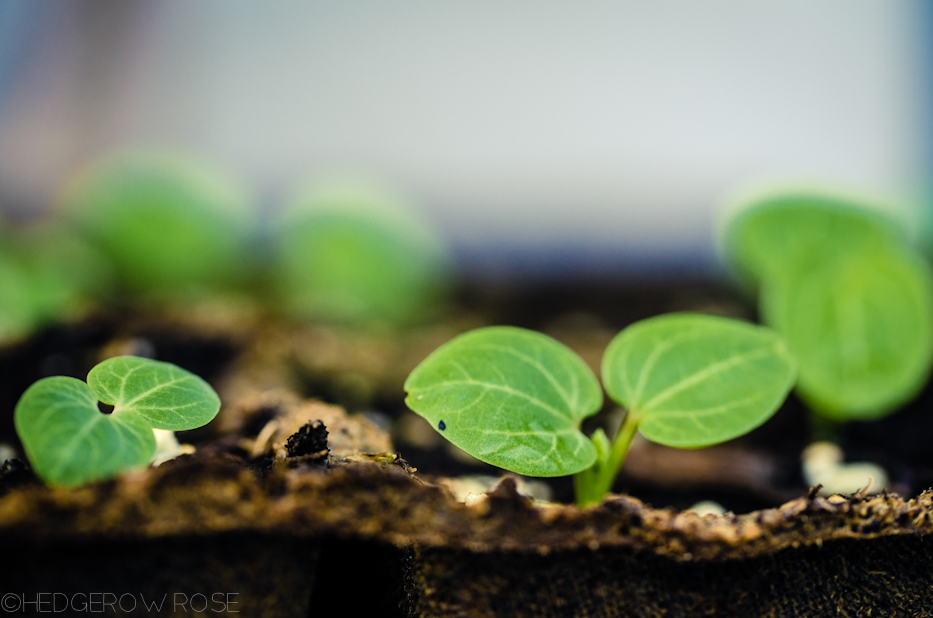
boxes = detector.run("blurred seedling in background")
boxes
[720,190,933,421]
[14,356,220,487]
[405,313,796,506]
[0,216,112,344]
[273,183,451,328]
[58,153,254,298]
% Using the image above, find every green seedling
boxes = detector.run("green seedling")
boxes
[58,153,252,295]
[721,192,906,288]
[15,356,220,487]
[16,223,113,315]
[761,245,933,419]
[405,313,796,506]
[0,248,38,342]
[274,184,450,327]
[721,191,933,419]
[0,221,111,344]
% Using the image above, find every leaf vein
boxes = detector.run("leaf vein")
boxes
[641,347,773,411]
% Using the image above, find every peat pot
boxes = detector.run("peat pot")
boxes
[3,453,933,617]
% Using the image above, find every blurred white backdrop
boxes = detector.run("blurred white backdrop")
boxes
[0,1,928,276]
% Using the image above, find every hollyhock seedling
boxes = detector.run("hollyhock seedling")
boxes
[15,356,220,487]
[405,313,796,506]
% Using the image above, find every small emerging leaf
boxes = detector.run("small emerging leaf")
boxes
[15,357,221,486]
[761,247,933,419]
[404,327,602,476]
[602,313,796,448]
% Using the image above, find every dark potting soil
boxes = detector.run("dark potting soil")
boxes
[409,533,933,618]
[2,533,320,618]
[0,458,37,495]
[285,420,330,459]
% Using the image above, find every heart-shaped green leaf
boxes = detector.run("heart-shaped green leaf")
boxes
[602,313,796,448]
[404,326,603,476]
[15,356,221,487]
[761,246,933,419]
[14,377,156,487]
[87,356,221,430]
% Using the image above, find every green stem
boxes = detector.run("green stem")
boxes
[574,410,642,506]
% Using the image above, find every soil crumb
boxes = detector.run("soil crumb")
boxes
[286,421,330,459]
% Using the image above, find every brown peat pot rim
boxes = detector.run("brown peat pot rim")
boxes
[3,456,931,562]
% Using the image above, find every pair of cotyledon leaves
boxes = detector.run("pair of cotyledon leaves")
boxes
[404,313,795,477]
[721,193,933,420]
[15,356,220,487]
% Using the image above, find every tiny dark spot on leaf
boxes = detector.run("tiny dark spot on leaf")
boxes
[438,420,446,431]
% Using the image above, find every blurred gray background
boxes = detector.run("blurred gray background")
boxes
[0,1,929,277]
